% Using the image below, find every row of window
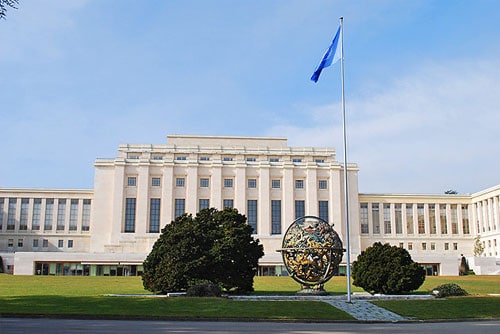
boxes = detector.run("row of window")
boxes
[123,198,329,235]
[0,198,91,232]
[34,262,143,276]
[359,203,470,235]
[398,241,459,251]
[7,238,74,249]
[127,176,329,190]
[126,153,329,164]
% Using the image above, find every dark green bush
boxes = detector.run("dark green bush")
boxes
[142,208,264,294]
[352,242,425,294]
[433,283,468,298]
[186,282,222,297]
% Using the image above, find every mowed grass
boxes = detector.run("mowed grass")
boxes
[0,275,351,320]
[1,274,499,320]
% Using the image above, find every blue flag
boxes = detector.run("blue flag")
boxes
[310,26,342,83]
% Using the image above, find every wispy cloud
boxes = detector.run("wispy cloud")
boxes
[268,59,500,194]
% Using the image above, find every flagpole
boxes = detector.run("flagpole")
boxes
[339,16,352,303]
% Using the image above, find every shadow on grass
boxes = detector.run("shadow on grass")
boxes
[0,295,353,321]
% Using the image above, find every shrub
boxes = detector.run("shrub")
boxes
[142,207,264,294]
[186,282,222,297]
[433,283,468,298]
[352,242,425,294]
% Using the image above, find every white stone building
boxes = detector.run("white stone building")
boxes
[0,135,499,276]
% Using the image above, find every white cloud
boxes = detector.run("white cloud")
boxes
[267,59,500,194]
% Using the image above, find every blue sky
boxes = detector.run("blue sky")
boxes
[1,0,499,194]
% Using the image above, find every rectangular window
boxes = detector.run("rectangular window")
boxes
[20,198,29,230]
[408,242,413,251]
[174,199,185,218]
[319,201,329,222]
[269,157,279,162]
[295,180,304,189]
[462,206,470,234]
[372,204,380,234]
[44,199,54,231]
[18,239,23,248]
[69,199,78,231]
[199,156,210,161]
[271,200,281,234]
[246,157,256,162]
[430,242,436,250]
[152,155,163,160]
[395,204,402,234]
[315,158,325,163]
[383,204,391,234]
[247,200,257,234]
[444,242,449,250]
[124,198,136,233]
[33,239,39,248]
[429,204,436,234]
[149,198,161,233]
[247,179,257,189]
[292,158,302,163]
[223,157,233,161]
[318,180,328,190]
[422,242,427,250]
[199,199,210,211]
[295,200,305,219]
[223,199,234,208]
[360,203,369,234]
[32,198,42,230]
[440,204,448,234]
[127,153,139,159]
[7,198,17,230]
[42,239,48,248]
[453,242,458,251]
[406,204,414,234]
[176,156,187,161]
[8,239,13,248]
[127,177,137,187]
[417,204,425,234]
[81,199,91,231]
[57,199,66,231]
[271,179,281,189]
[151,177,161,187]
[200,178,209,188]
[68,240,73,248]
[451,204,458,234]
[175,177,185,187]
[58,239,64,248]
[224,179,233,188]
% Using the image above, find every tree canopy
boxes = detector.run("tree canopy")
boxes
[142,207,264,294]
[0,0,18,20]
[351,242,425,294]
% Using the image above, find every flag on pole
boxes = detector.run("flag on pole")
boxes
[310,26,342,83]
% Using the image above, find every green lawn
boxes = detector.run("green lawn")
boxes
[0,274,499,320]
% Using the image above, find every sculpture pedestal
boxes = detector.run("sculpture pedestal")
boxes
[296,285,330,296]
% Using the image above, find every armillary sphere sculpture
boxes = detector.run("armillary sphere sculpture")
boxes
[278,216,345,295]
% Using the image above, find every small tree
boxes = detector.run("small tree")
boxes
[142,207,264,294]
[473,236,484,256]
[352,242,425,294]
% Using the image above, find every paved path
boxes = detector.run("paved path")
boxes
[323,299,406,321]
[230,294,432,321]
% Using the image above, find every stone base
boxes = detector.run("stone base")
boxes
[296,287,330,296]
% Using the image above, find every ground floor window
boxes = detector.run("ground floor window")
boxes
[257,265,288,276]
[34,262,143,276]
[421,263,439,276]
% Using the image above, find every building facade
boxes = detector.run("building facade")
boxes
[1,135,499,276]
